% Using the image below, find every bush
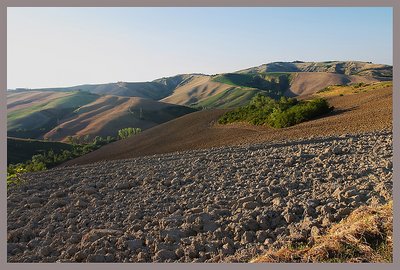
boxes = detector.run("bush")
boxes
[118,127,142,140]
[218,94,333,128]
[7,135,118,187]
[7,130,144,187]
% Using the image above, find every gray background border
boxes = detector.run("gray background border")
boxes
[0,0,398,269]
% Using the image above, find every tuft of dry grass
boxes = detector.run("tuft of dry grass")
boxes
[251,201,392,263]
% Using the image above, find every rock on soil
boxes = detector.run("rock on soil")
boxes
[7,130,392,262]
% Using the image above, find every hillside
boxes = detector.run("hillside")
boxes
[43,96,196,142]
[7,137,73,165]
[63,83,392,166]
[7,130,392,262]
[7,91,99,139]
[286,72,379,97]
[11,74,202,100]
[8,61,391,110]
[238,61,392,79]
[7,91,197,141]
[160,75,236,106]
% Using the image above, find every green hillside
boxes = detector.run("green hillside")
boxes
[7,91,99,139]
[127,105,198,123]
[7,137,74,165]
[212,72,292,99]
[192,87,268,109]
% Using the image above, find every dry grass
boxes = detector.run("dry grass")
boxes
[251,201,393,263]
[316,81,392,98]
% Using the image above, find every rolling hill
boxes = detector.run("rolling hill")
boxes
[7,90,197,141]
[63,82,392,166]
[9,61,391,110]
[12,74,204,100]
[237,61,392,79]
[7,60,392,143]
[43,96,196,142]
[7,91,99,139]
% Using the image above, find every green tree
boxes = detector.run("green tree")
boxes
[118,127,142,140]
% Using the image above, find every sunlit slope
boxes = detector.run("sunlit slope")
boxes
[43,96,197,142]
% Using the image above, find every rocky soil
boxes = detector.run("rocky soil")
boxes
[7,130,392,262]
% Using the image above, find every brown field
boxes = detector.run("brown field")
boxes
[63,85,392,166]
[43,96,194,142]
[286,72,379,97]
[161,75,233,105]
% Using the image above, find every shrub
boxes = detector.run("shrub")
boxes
[218,94,333,128]
[118,127,142,140]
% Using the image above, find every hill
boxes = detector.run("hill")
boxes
[286,72,379,97]
[237,61,392,79]
[63,83,392,166]
[43,96,196,142]
[7,91,99,139]
[7,137,73,165]
[160,75,236,106]
[8,61,391,110]
[7,91,197,141]
[11,74,203,100]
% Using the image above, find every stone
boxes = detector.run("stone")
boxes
[69,233,81,244]
[256,230,268,243]
[243,201,259,210]
[39,246,52,257]
[336,208,352,220]
[127,239,143,251]
[50,190,67,198]
[221,243,235,255]
[154,249,176,261]
[175,248,185,258]
[310,226,320,238]
[114,182,132,190]
[284,213,296,223]
[84,187,97,195]
[75,199,88,208]
[105,253,115,262]
[87,254,106,262]
[241,231,255,244]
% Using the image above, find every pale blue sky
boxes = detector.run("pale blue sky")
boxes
[7,7,392,89]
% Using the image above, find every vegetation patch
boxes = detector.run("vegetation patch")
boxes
[7,127,141,187]
[193,88,266,109]
[7,137,73,165]
[212,73,291,99]
[251,201,393,263]
[218,94,334,128]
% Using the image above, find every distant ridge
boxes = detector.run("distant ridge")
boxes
[7,61,392,141]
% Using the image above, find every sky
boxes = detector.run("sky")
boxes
[7,7,393,89]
